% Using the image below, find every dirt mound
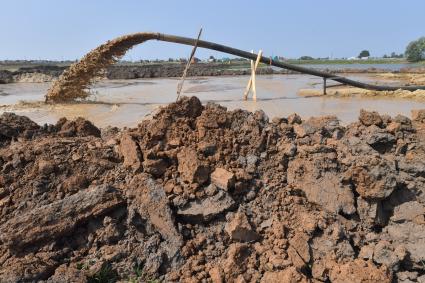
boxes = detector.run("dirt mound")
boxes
[1,97,425,282]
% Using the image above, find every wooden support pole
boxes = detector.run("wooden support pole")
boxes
[251,52,257,101]
[176,28,202,101]
[323,77,327,95]
[243,50,263,101]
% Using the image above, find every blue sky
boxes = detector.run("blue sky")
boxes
[1,0,424,60]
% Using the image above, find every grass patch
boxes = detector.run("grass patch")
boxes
[127,262,160,283]
[87,263,118,283]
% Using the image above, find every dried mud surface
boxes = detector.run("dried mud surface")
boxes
[1,96,425,282]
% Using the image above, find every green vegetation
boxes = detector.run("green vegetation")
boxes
[127,262,159,283]
[383,52,403,59]
[87,263,118,283]
[358,50,370,58]
[299,56,314,60]
[405,37,425,62]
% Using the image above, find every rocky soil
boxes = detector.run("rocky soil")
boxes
[1,96,425,282]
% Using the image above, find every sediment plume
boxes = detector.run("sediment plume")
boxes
[1,96,425,282]
[45,33,158,103]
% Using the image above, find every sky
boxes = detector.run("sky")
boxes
[1,0,424,61]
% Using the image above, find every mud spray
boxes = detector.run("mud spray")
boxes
[45,33,158,102]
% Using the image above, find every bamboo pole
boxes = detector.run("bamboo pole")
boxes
[176,28,202,101]
[243,50,263,100]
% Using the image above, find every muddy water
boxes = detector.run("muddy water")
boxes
[1,74,425,127]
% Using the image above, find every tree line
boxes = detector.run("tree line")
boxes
[297,36,425,62]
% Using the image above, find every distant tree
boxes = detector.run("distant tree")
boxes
[299,56,314,60]
[405,37,425,62]
[383,54,388,58]
[388,52,404,59]
[168,58,174,62]
[358,50,370,58]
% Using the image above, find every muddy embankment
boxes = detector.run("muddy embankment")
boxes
[299,73,425,99]
[1,96,425,282]
[2,63,424,84]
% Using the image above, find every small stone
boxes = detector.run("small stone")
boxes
[209,267,224,283]
[287,245,306,271]
[271,117,287,124]
[0,187,8,198]
[167,138,181,148]
[283,143,297,157]
[177,190,235,222]
[164,181,175,194]
[198,141,217,156]
[288,113,302,124]
[365,132,396,148]
[143,158,168,177]
[49,264,87,283]
[246,155,258,167]
[223,243,251,276]
[391,201,425,223]
[261,267,307,283]
[71,153,82,161]
[225,212,259,242]
[329,259,392,283]
[293,123,316,138]
[373,240,400,270]
[386,122,401,134]
[204,184,218,196]
[359,109,383,127]
[177,148,210,185]
[120,133,142,171]
[397,271,418,282]
[357,197,388,227]
[359,245,374,260]
[289,233,311,263]
[411,109,425,122]
[211,168,235,191]
[38,159,56,175]
[351,158,397,200]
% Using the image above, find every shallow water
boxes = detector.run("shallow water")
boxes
[1,74,424,128]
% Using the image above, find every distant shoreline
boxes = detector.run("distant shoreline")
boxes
[1,61,424,84]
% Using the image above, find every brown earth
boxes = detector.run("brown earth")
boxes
[1,96,425,282]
